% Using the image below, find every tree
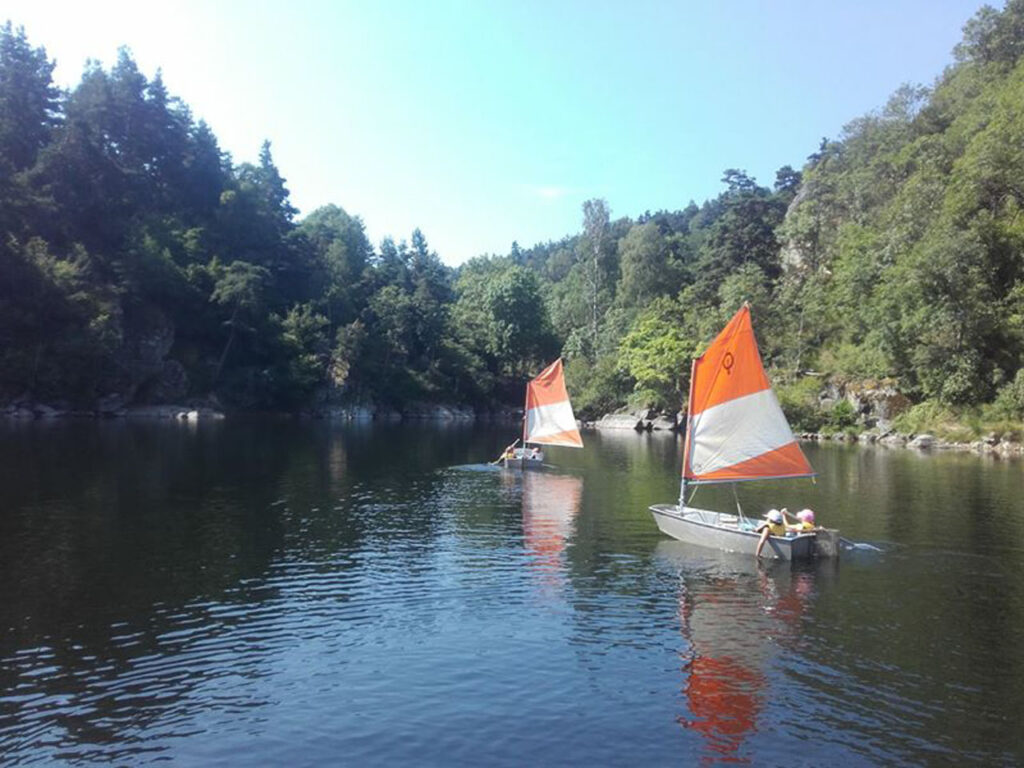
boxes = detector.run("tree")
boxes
[700,171,785,286]
[484,266,555,372]
[298,204,372,324]
[276,303,330,402]
[617,221,674,307]
[618,297,695,410]
[0,22,60,173]
[954,0,1024,65]
[773,165,802,198]
[210,260,270,383]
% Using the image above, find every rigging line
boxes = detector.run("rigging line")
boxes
[731,482,748,526]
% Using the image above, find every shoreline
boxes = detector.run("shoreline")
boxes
[4,402,1022,458]
[797,430,1024,458]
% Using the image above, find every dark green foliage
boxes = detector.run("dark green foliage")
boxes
[826,400,858,432]
[776,378,823,433]
[5,4,1024,418]
[991,368,1024,418]
[0,22,60,174]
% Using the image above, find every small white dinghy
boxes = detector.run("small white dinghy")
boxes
[499,358,583,470]
[649,304,839,561]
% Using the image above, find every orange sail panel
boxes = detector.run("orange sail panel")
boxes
[683,305,813,483]
[524,359,583,448]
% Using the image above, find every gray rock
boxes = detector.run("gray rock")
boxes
[96,393,125,415]
[908,434,936,450]
[402,403,475,420]
[879,433,908,446]
[136,360,189,404]
[11,392,33,408]
[595,411,645,431]
[33,404,64,418]
[119,308,176,401]
[646,413,678,431]
[126,405,188,419]
[324,405,375,421]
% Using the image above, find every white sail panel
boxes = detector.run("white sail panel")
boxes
[689,389,796,477]
[526,401,579,443]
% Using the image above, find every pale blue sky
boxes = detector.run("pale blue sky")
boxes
[2,1,989,263]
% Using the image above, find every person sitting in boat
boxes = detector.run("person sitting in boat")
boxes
[789,509,815,532]
[755,509,788,558]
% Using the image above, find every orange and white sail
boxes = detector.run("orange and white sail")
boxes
[524,359,583,448]
[683,305,813,484]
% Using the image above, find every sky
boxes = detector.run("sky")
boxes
[0,0,991,264]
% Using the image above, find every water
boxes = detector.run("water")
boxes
[1,420,1022,765]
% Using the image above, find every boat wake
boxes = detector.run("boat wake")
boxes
[839,537,885,553]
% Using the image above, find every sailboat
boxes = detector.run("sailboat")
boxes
[501,358,583,469]
[649,304,838,560]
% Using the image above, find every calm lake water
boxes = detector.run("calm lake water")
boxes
[1,420,1022,765]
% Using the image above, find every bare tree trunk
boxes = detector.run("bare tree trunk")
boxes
[795,302,806,374]
[590,240,600,355]
[213,304,240,385]
[581,198,609,358]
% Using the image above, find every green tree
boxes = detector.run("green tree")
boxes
[210,260,270,384]
[484,266,556,373]
[616,221,675,307]
[618,297,695,410]
[0,21,60,173]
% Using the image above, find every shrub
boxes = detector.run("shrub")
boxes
[989,369,1024,420]
[776,376,823,433]
[826,399,858,431]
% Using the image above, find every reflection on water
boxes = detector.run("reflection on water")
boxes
[521,470,582,580]
[0,424,1022,765]
[659,542,823,763]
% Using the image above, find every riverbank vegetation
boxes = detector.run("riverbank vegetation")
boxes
[2,4,1024,438]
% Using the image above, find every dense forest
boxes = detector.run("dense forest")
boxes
[3,3,1024,431]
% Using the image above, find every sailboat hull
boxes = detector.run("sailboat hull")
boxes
[502,447,545,469]
[502,456,545,470]
[649,504,818,561]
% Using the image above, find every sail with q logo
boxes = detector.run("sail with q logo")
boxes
[683,304,813,483]
[649,303,836,560]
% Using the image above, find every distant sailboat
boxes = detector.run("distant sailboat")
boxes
[649,304,838,560]
[500,358,583,469]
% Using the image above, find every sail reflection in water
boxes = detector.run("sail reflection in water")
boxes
[657,542,820,763]
[520,471,583,580]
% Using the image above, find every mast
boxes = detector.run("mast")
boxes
[522,371,529,446]
[679,358,697,508]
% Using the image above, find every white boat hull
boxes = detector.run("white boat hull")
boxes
[502,448,545,469]
[649,503,819,561]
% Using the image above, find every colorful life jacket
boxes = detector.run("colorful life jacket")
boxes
[760,521,787,537]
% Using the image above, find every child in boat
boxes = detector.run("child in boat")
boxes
[755,509,787,558]
[789,509,815,532]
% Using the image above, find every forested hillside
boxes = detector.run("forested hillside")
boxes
[3,2,1024,429]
